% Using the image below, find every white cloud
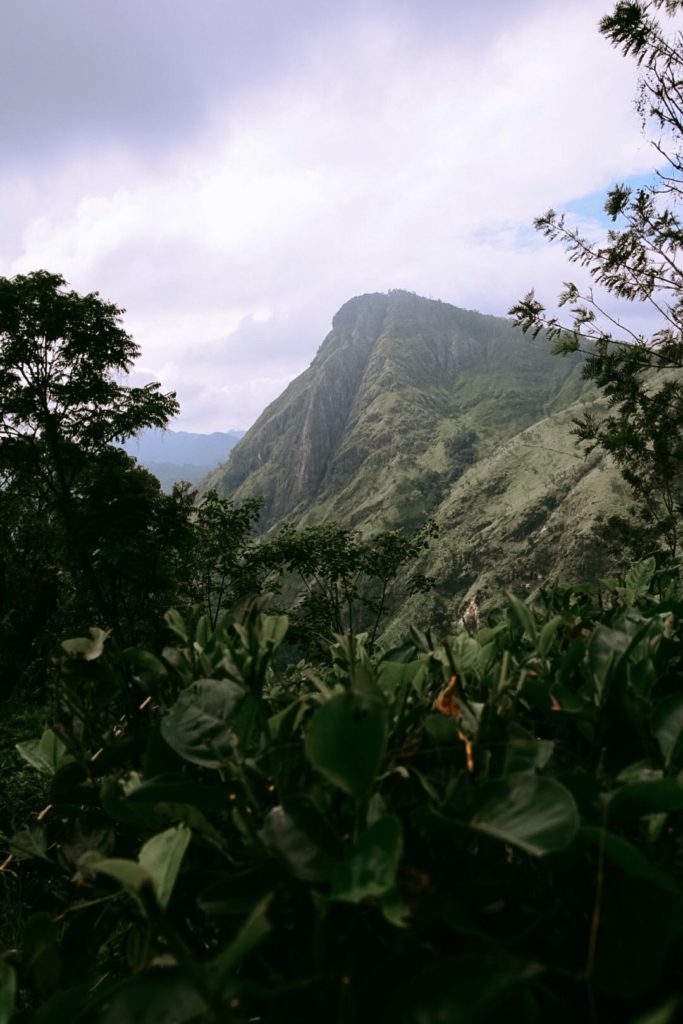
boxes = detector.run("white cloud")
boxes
[0,0,660,430]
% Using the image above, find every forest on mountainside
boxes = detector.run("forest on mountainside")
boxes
[1,2,683,1022]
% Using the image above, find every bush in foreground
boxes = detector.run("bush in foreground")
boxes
[1,559,682,1023]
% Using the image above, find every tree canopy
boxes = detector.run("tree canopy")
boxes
[511,0,683,554]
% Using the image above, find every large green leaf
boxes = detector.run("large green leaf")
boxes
[161,678,245,768]
[61,627,109,661]
[588,624,633,697]
[10,825,50,862]
[81,826,191,911]
[634,997,682,1024]
[471,773,579,856]
[207,897,272,994]
[164,607,189,643]
[0,962,16,1024]
[538,615,564,657]
[624,557,656,597]
[653,694,683,766]
[506,594,537,642]
[331,814,403,903]
[16,729,74,777]
[581,831,683,997]
[609,776,683,821]
[259,613,289,650]
[501,727,554,776]
[138,825,191,909]
[447,631,486,679]
[80,852,153,905]
[305,693,387,802]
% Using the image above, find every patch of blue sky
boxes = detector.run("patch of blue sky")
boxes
[564,171,661,226]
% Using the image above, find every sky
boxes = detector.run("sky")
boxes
[0,0,659,431]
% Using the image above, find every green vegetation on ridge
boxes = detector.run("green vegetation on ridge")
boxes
[2,1,683,1021]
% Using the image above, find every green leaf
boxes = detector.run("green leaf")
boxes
[260,613,289,649]
[331,814,403,903]
[471,773,579,856]
[506,594,537,642]
[501,727,554,776]
[628,657,657,697]
[61,627,109,661]
[377,659,425,698]
[164,607,189,642]
[208,897,272,994]
[15,729,74,777]
[10,825,50,862]
[194,614,211,649]
[305,693,387,802]
[81,827,190,911]
[447,632,486,679]
[424,713,462,746]
[138,825,191,909]
[80,852,153,905]
[0,962,16,1024]
[161,678,245,768]
[579,830,683,997]
[120,647,168,686]
[588,623,632,696]
[653,694,683,766]
[538,615,564,657]
[581,827,680,892]
[609,776,683,821]
[633,997,682,1024]
[625,557,656,597]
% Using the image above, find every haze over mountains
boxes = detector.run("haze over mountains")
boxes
[204,290,627,632]
[124,428,244,491]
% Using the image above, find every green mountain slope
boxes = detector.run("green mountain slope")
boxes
[205,289,629,627]
[206,290,594,529]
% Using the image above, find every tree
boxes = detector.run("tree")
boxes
[0,270,179,631]
[510,1,683,555]
[187,490,266,629]
[260,520,436,656]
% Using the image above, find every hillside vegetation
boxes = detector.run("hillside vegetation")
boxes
[2,1,683,1021]
[205,290,626,629]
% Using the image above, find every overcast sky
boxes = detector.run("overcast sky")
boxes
[0,0,657,431]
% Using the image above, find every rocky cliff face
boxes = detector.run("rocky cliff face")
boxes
[205,293,390,525]
[204,290,593,532]
[204,289,633,628]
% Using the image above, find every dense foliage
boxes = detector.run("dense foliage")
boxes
[511,0,683,556]
[1,563,682,1022]
[3,5,683,1023]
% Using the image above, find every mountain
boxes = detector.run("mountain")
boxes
[124,428,244,491]
[205,290,627,624]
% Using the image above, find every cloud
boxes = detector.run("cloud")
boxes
[0,0,661,429]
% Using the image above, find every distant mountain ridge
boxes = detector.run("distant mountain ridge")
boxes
[204,289,626,630]
[124,428,244,491]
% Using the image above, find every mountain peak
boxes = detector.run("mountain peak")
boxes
[203,292,591,533]
[330,291,389,330]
